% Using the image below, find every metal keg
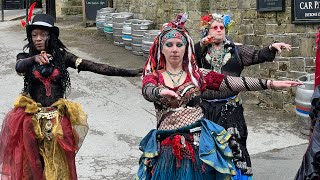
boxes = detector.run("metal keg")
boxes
[295,74,315,135]
[96,7,115,33]
[104,13,120,40]
[122,19,140,51]
[141,30,160,57]
[131,20,153,56]
[112,12,134,46]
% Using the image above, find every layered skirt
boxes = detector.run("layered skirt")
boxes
[0,95,88,180]
[201,99,253,177]
[136,118,239,180]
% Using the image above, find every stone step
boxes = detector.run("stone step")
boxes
[61,6,82,15]
[57,14,83,21]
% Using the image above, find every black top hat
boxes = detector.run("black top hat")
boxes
[26,14,59,38]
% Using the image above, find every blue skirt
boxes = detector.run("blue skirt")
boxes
[135,118,247,180]
[234,169,253,180]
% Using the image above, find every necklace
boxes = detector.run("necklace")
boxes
[206,46,226,73]
[166,70,184,87]
[166,69,183,77]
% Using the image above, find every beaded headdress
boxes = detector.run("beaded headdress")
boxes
[161,29,187,45]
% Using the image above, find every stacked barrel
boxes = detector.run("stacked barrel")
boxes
[104,13,119,40]
[112,13,134,46]
[142,30,160,57]
[122,19,140,50]
[131,20,153,56]
[96,8,158,58]
[96,8,115,34]
[295,74,315,135]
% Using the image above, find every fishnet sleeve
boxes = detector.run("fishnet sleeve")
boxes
[219,76,268,92]
[142,83,163,103]
[142,74,162,103]
[237,45,276,66]
[65,52,141,77]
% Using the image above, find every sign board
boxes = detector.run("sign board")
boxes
[292,0,320,23]
[257,0,285,12]
[82,0,107,22]
[4,0,24,9]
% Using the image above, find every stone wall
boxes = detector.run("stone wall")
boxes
[207,0,317,111]
[113,0,204,39]
[56,0,83,17]
[111,0,318,111]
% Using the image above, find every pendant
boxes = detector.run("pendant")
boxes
[193,133,200,146]
[180,136,186,148]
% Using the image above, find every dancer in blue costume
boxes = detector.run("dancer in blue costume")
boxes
[136,13,301,180]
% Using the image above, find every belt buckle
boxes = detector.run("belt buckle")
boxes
[227,96,238,107]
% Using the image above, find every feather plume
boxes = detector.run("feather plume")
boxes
[28,2,37,23]
[21,19,27,27]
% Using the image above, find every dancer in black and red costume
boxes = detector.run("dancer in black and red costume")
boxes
[194,13,293,178]
[0,12,141,180]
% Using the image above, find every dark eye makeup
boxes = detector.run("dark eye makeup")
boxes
[165,42,173,47]
[165,42,184,47]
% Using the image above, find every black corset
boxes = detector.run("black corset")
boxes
[27,64,64,107]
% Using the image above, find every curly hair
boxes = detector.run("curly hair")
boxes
[22,30,71,97]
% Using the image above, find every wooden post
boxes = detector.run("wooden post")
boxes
[82,0,86,26]
[46,0,56,21]
[108,0,113,7]
[1,0,4,22]
[25,0,29,22]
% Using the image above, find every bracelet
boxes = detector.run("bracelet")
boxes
[269,80,275,89]
[75,58,83,70]
[154,87,162,99]
[269,40,280,51]
[155,87,167,99]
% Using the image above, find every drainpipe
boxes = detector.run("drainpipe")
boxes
[46,0,55,21]
[1,0,4,22]
[25,0,29,23]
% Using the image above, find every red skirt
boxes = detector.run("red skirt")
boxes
[0,107,78,180]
